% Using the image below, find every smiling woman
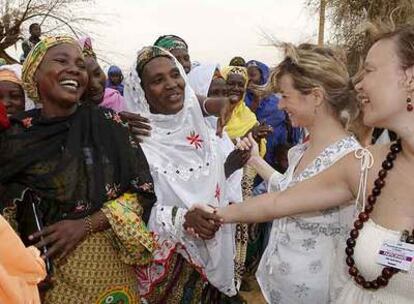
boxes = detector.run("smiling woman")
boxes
[140,56,185,114]
[79,37,125,112]
[0,36,157,304]
[125,46,246,303]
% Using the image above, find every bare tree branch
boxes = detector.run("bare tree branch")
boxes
[0,0,93,63]
[307,0,414,74]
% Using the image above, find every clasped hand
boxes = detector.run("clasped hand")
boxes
[183,204,223,240]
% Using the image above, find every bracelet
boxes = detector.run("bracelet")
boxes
[83,216,93,236]
[202,98,212,116]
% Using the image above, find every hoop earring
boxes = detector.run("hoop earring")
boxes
[407,97,413,112]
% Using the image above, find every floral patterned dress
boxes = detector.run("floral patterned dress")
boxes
[256,136,360,304]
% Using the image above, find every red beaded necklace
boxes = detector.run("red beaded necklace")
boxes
[345,140,414,290]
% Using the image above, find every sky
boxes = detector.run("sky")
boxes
[9,0,321,72]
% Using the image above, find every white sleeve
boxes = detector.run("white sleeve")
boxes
[149,204,188,242]
[267,171,284,193]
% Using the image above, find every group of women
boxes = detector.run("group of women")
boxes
[0,20,413,304]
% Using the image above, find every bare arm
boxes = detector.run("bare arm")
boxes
[217,153,357,223]
[237,133,282,182]
[249,155,282,183]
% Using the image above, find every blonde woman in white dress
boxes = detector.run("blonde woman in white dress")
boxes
[235,44,360,304]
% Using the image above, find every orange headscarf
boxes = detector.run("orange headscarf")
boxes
[0,69,22,85]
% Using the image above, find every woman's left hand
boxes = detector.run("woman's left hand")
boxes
[216,95,240,138]
[224,149,250,178]
[252,123,273,140]
[29,219,88,260]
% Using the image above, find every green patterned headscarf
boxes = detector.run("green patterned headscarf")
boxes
[154,35,188,52]
[136,46,173,77]
[22,36,79,101]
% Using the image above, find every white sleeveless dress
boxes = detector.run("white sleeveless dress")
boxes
[256,136,361,304]
[330,149,414,304]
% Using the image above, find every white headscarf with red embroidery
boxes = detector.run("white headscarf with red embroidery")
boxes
[124,47,238,296]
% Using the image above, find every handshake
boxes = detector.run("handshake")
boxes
[183,204,224,240]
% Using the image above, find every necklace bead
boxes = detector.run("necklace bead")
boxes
[345,247,354,256]
[354,220,364,229]
[347,238,356,247]
[382,160,393,170]
[372,187,381,196]
[363,281,373,289]
[382,267,393,279]
[377,276,389,286]
[346,256,355,267]
[378,169,387,179]
[345,140,413,290]
[356,275,365,285]
[358,212,369,222]
[406,236,414,244]
[371,281,380,290]
[386,152,396,162]
[368,195,377,205]
[365,204,374,213]
[350,229,359,238]
[349,266,359,277]
[390,142,402,153]
[374,178,385,189]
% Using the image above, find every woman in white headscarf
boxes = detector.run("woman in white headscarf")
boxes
[125,47,247,303]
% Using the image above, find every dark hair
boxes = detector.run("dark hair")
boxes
[29,23,40,32]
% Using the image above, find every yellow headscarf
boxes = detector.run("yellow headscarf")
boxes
[22,36,79,102]
[221,66,266,157]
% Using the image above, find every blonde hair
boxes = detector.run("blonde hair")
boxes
[266,43,358,127]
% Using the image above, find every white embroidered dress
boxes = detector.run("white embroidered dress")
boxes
[124,49,237,297]
[256,136,361,304]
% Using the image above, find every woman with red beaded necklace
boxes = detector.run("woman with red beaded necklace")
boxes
[192,23,414,303]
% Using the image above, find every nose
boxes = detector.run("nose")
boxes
[165,76,178,89]
[66,62,82,75]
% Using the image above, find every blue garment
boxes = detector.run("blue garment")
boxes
[245,60,287,164]
[106,65,124,96]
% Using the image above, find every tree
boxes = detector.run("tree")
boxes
[307,0,414,74]
[318,0,327,46]
[0,0,93,63]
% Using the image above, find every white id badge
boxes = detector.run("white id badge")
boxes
[376,239,414,272]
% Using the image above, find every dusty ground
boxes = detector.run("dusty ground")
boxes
[239,275,266,304]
